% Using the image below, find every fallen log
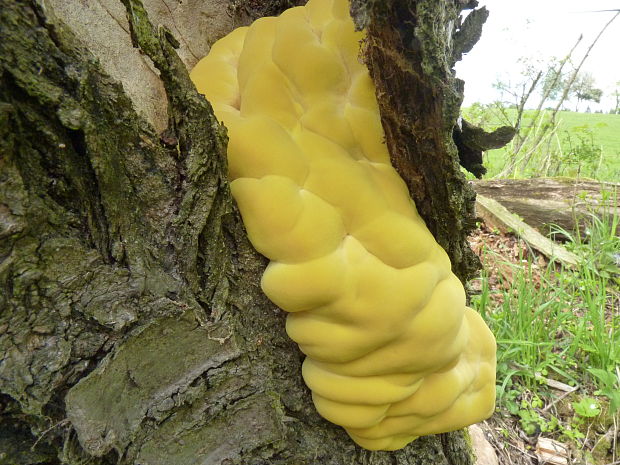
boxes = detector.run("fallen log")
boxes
[473,178,619,238]
[475,194,580,268]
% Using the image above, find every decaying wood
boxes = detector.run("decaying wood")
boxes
[474,178,620,238]
[352,0,491,284]
[453,119,516,179]
[468,425,499,465]
[476,195,580,268]
[535,437,569,465]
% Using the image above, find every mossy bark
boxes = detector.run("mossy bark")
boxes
[1,0,485,464]
[353,0,488,283]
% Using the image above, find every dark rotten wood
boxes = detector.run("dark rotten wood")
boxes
[354,0,491,283]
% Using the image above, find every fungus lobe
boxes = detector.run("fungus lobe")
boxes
[190,0,496,451]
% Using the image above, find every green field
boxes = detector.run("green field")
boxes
[463,107,620,181]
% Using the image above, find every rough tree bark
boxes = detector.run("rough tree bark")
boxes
[352,0,489,284]
[0,0,490,464]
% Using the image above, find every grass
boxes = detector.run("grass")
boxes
[462,106,620,181]
[463,101,620,465]
[470,202,620,462]
[462,103,620,461]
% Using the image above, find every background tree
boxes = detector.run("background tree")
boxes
[0,0,490,463]
[571,72,603,111]
[468,10,619,178]
[611,81,620,114]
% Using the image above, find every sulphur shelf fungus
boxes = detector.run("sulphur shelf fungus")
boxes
[190,0,496,451]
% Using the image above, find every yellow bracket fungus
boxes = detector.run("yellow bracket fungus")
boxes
[190,0,496,451]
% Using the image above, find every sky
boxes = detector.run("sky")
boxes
[454,1,620,111]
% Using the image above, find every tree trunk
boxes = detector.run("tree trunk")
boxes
[0,0,487,464]
[353,0,487,284]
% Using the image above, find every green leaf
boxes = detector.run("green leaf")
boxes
[587,368,618,388]
[572,397,601,418]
